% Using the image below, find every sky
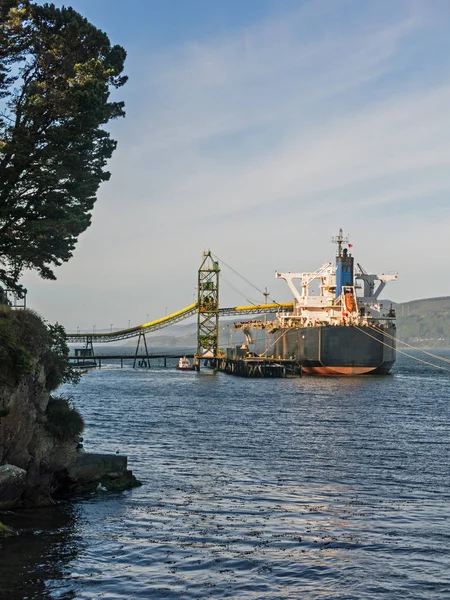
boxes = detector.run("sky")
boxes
[22,0,450,332]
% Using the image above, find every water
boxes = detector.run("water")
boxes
[1,351,450,599]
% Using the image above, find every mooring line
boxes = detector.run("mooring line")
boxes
[379,328,450,365]
[354,326,450,372]
[261,328,289,358]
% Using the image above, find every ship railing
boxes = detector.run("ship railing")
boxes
[233,319,268,330]
[366,316,396,325]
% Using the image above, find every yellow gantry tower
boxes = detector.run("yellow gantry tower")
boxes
[195,251,220,370]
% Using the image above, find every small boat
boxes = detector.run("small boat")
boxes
[176,356,195,371]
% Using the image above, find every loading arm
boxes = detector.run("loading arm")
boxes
[243,329,253,346]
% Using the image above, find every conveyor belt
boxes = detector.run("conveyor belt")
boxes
[66,302,294,343]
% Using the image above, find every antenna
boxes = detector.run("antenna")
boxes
[331,228,349,257]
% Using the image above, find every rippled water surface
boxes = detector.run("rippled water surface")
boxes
[1,351,450,599]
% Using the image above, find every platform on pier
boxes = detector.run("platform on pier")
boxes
[217,356,302,378]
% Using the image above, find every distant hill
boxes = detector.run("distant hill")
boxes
[393,296,450,348]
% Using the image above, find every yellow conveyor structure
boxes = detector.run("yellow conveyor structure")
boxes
[66,302,294,344]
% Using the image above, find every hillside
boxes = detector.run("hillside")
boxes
[394,297,450,348]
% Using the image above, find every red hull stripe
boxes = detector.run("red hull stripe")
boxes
[302,366,377,376]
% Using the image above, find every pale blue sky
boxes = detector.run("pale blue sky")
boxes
[24,0,450,331]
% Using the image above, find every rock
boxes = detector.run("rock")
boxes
[63,453,141,495]
[44,435,78,472]
[67,453,128,481]
[100,471,142,492]
[0,464,27,509]
[26,493,56,507]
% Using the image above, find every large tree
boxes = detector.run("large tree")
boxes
[0,0,126,292]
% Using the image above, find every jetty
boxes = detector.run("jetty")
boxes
[216,356,302,378]
[69,352,194,369]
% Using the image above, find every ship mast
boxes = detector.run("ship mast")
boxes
[332,228,349,258]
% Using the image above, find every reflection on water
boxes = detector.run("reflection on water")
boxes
[1,504,80,599]
[1,350,450,599]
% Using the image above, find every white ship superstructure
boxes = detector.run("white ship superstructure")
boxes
[275,229,397,328]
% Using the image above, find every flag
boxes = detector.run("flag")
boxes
[348,243,353,248]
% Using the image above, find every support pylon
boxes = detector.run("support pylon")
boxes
[133,330,150,368]
[84,335,97,367]
[195,251,219,371]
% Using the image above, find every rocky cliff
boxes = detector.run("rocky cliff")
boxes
[0,307,139,519]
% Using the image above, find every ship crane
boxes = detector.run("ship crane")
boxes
[275,262,333,305]
[356,263,398,302]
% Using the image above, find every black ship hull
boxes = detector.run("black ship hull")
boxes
[254,324,396,375]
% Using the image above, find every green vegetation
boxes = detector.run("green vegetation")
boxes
[395,297,450,348]
[0,1,127,292]
[45,322,80,390]
[45,396,84,441]
[0,306,79,387]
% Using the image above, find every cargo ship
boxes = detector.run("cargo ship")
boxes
[234,229,398,375]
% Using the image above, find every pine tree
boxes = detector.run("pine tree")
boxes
[0,0,127,291]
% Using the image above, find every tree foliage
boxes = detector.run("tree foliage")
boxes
[0,306,79,387]
[0,0,127,290]
[45,396,84,441]
[45,320,80,389]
